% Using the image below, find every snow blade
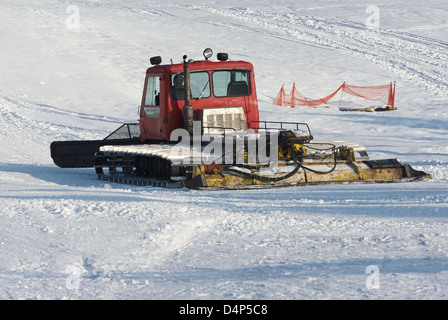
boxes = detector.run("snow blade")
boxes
[50,138,141,168]
[50,123,142,168]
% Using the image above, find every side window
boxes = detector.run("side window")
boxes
[212,70,250,97]
[144,76,160,106]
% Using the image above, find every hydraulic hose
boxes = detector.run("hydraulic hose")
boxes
[227,142,338,182]
[228,163,302,183]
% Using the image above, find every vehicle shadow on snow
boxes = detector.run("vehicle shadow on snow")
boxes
[191,183,448,218]
[146,256,448,285]
[0,163,166,202]
[0,163,102,188]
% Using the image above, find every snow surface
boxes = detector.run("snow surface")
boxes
[1,0,447,300]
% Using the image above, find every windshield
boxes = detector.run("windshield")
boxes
[171,69,251,100]
[171,71,210,100]
[212,70,250,97]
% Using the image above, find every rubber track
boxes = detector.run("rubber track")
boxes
[97,173,185,188]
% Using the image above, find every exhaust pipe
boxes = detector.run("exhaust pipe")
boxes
[183,55,194,135]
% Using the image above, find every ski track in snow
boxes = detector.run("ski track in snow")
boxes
[0,96,97,141]
[1,1,448,300]
[1,93,127,127]
[186,5,448,96]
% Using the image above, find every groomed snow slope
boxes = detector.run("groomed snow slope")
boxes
[1,0,447,299]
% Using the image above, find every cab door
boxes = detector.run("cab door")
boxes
[139,73,165,141]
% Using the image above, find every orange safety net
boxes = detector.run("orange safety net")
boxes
[273,82,395,108]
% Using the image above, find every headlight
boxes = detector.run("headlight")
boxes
[203,48,213,60]
[150,56,162,65]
